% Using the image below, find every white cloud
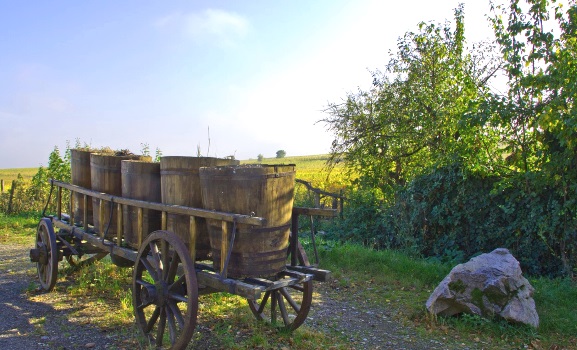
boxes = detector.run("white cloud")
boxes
[155,9,250,47]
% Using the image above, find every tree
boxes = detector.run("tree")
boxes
[257,154,264,162]
[485,0,577,276]
[322,5,501,196]
[276,150,286,159]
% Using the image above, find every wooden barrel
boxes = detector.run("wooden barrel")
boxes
[121,160,162,249]
[160,156,240,260]
[90,153,151,240]
[70,149,93,226]
[199,164,296,278]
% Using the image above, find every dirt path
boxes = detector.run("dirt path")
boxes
[0,243,128,350]
[306,281,463,350]
[0,242,463,350]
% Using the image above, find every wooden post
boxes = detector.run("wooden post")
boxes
[291,210,299,266]
[161,211,167,230]
[7,180,16,214]
[70,190,75,226]
[220,221,229,278]
[83,195,89,232]
[1,179,4,193]
[99,200,106,239]
[189,216,197,262]
[57,186,62,220]
[136,207,143,248]
[117,203,124,245]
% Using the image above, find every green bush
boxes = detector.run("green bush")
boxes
[331,163,574,277]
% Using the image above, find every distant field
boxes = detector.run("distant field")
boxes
[0,155,349,194]
[0,168,37,191]
[242,154,350,193]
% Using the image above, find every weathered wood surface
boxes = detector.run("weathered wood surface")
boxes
[52,180,266,226]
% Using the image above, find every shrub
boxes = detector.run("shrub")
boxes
[331,163,574,277]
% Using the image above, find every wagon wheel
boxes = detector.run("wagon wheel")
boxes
[133,231,198,350]
[247,276,313,330]
[66,252,108,268]
[35,218,59,291]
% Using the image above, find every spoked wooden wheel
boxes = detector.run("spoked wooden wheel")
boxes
[35,218,59,291]
[133,231,198,350]
[247,276,313,330]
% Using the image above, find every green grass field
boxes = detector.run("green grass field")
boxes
[0,168,37,191]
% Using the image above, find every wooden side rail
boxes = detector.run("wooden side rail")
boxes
[52,179,266,226]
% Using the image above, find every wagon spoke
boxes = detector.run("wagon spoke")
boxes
[149,242,163,276]
[278,291,291,326]
[135,278,155,289]
[161,240,169,281]
[139,256,158,282]
[256,291,271,314]
[270,291,278,324]
[168,300,186,328]
[166,249,180,283]
[144,306,160,333]
[156,307,167,347]
[169,291,188,303]
[168,274,186,293]
[280,287,300,312]
[166,305,178,345]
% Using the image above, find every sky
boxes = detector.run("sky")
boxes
[0,0,497,168]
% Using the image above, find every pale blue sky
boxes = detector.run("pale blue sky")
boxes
[0,0,495,168]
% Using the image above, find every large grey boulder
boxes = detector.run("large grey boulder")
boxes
[426,248,539,327]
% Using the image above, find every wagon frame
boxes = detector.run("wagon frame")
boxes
[30,179,334,349]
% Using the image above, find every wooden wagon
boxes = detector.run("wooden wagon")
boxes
[29,176,334,349]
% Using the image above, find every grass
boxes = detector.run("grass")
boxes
[0,211,40,244]
[303,237,577,350]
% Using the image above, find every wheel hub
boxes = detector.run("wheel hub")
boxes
[140,284,157,306]
[140,281,170,307]
[155,281,169,306]
[30,243,48,265]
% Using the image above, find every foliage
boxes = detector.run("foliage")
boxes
[140,143,163,162]
[322,5,502,197]
[257,154,264,162]
[0,146,71,215]
[478,0,577,276]
[331,162,575,276]
[275,149,286,158]
[322,1,577,278]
